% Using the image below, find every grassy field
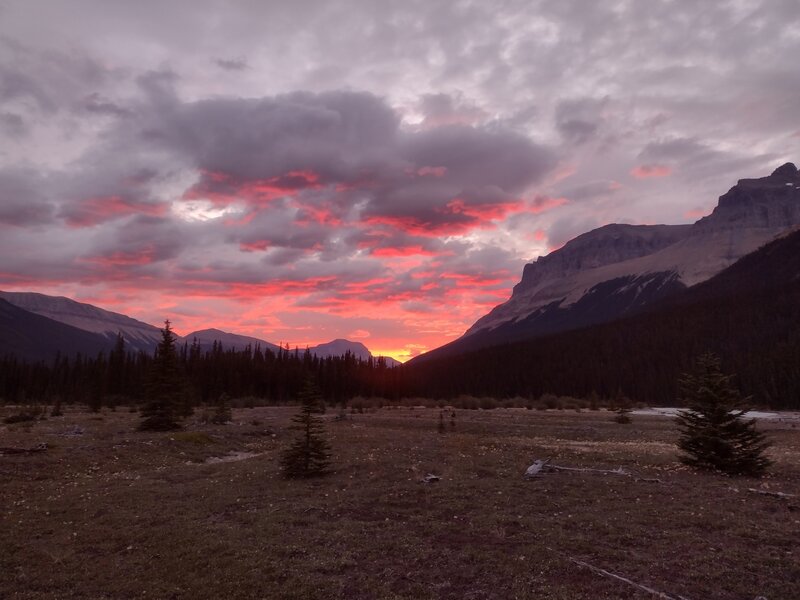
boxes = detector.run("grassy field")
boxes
[1,405,798,599]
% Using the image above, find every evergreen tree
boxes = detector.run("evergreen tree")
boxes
[138,320,182,431]
[613,393,632,424]
[212,392,232,424]
[280,379,332,478]
[676,353,770,476]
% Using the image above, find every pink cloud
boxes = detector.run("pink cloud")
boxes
[65,196,166,228]
[630,164,672,179]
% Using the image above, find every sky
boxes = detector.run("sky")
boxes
[1,0,799,361]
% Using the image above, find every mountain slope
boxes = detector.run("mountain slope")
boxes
[403,228,800,408]
[183,328,281,353]
[0,291,163,353]
[418,162,800,361]
[0,298,113,362]
[307,339,371,360]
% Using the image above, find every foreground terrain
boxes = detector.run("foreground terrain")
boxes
[1,406,798,599]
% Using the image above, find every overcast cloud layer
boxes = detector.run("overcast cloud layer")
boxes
[1,0,798,359]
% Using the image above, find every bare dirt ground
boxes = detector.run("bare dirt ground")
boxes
[1,405,798,599]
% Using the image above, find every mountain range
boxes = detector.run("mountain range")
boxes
[1,162,798,386]
[401,163,800,408]
[0,291,400,366]
[414,162,800,361]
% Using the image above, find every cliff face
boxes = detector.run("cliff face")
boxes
[464,163,800,340]
[694,162,800,232]
[512,223,691,295]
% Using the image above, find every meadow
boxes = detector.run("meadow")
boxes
[2,405,798,599]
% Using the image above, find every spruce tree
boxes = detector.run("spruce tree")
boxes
[212,392,232,424]
[138,320,182,431]
[280,379,332,478]
[676,353,770,476]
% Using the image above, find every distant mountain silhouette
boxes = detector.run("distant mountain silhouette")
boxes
[0,291,162,353]
[0,293,400,366]
[183,328,281,353]
[0,298,112,362]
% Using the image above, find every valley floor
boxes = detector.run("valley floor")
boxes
[1,406,798,599]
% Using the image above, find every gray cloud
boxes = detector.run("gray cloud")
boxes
[0,167,55,226]
[214,58,248,71]
[0,112,27,138]
[555,97,608,145]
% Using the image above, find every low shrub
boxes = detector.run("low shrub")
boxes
[171,431,215,445]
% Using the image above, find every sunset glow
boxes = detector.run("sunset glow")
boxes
[1,1,797,361]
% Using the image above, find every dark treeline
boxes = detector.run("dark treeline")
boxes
[401,229,800,409]
[402,281,800,409]
[2,277,799,409]
[3,277,799,412]
[0,335,402,410]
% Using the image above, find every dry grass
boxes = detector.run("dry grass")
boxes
[1,405,798,599]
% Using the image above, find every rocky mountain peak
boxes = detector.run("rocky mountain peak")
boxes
[513,223,690,295]
[695,161,800,232]
[462,162,800,342]
[771,162,798,178]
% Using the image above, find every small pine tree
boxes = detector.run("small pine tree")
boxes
[138,320,182,432]
[676,353,770,476]
[280,379,332,478]
[212,393,232,424]
[612,391,632,423]
[50,395,63,417]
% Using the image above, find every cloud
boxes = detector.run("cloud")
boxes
[214,57,248,71]
[0,112,27,138]
[631,164,672,179]
[555,97,608,145]
[417,92,487,128]
[0,167,55,226]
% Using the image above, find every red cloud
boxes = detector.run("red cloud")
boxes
[416,166,447,177]
[631,164,672,179]
[445,198,526,220]
[80,246,158,266]
[239,240,271,252]
[184,169,322,207]
[362,215,486,237]
[370,246,442,257]
[65,196,166,228]
[527,195,569,214]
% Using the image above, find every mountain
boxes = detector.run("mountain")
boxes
[403,228,800,408]
[183,328,281,353]
[0,298,112,362]
[183,331,401,364]
[0,290,400,365]
[307,338,372,360]
[0,291,163,353]
[417,162,800,360]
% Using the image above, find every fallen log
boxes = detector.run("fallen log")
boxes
[523,459,550,479]
[525,460,631,477]
[545,464,630,476]
[564,554,691,600]
[747,488,795,499]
